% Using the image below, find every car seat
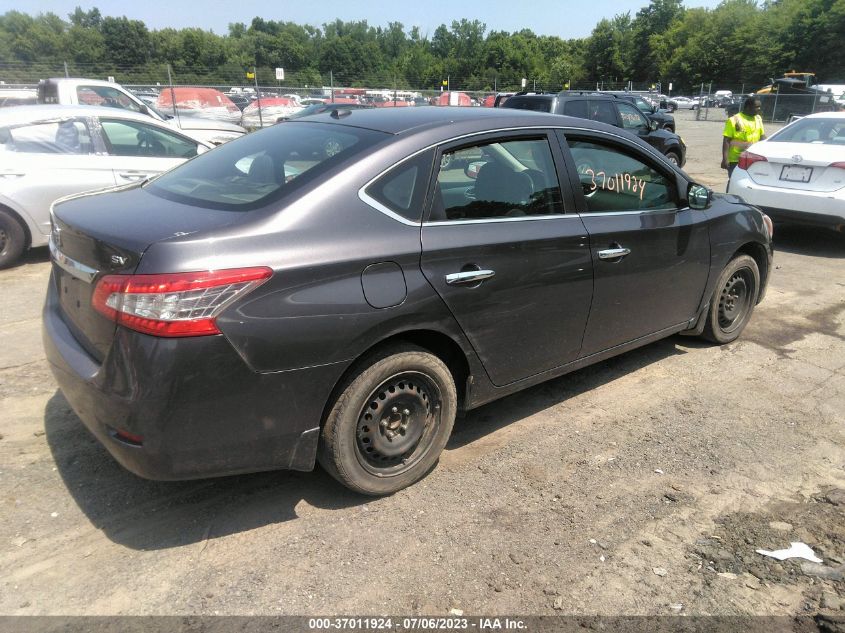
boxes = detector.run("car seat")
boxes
[55,122,81,154]
[473,162,533,216]
[247,154,279,184]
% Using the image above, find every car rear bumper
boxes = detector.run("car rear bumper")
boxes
[42,275,345,480]
[729,172,845,227]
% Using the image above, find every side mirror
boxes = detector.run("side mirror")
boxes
[650,120,659,131]
[688,183,711,209]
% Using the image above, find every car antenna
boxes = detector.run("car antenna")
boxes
[330,109,352,119]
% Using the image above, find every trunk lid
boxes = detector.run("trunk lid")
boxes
[50,184,248,360]
[745,141,845,192]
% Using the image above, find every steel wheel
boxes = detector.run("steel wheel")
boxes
[701,254,760,344]
[717,269,754,334]
[355,371,441,476]
[318,345,457,495]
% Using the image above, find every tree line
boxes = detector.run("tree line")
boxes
[0,0,842,93]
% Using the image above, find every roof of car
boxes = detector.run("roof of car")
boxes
[801,111,845,119]
[284,105,606,136]
[0,104,175,127]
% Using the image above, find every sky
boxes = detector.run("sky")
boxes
[10,0,724,39]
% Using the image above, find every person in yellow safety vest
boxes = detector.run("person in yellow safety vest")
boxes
[722,96,766,177]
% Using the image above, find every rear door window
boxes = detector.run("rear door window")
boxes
[0,119,93,154]
[589,101,618,126]
[430,136,565,221]
[563,100,589,118]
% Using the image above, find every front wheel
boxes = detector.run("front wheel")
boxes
[318,345,457,495]
[701,255,760,344]
[665,151,681,166]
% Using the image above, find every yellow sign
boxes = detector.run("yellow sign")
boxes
[564,82,570,89]
[442,80,448,86]
[246,71,255,79]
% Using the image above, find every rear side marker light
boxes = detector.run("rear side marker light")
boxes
[738,152,767,170]
[830,162,845,169]
[92,267,272,337]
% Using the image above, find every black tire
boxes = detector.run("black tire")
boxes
[665,151,681,166]
[701,255,760,344]
[691,104,698,111]
[318,345,457,496]
[0,208,26,269]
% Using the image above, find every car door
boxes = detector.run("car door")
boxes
[420,131,593,387]
[98,117,202,185]
[558,129,711,356]
[0,116,115,238]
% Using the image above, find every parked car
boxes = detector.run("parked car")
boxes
[600,92,676,132]
[228,94,254,111]
[502,92,686,165]
[42,107,772,495]
[0,88,38,108]
[728,112,845,230]
[240,97,304,128]
[155,87,243,125]
[0,105,210,268]
[668,96,698,111]
[37,78,246,145]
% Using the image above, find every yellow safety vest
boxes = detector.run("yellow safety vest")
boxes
[724,113,765,163]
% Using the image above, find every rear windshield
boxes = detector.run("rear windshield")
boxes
[503,97,555,113]
[146,121,388,210]
[769,118,845,145]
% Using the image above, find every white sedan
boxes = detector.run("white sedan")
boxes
[669,96,698,110]
[0,105,211,268]
[728,112,845,231]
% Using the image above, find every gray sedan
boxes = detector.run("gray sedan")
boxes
[43,107,772,495]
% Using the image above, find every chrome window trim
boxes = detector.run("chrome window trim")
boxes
[49,237,98,283]
[356,124,679,227]
[576,207,687,217]
[425,214,581,227]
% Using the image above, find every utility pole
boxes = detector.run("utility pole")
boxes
[253,66,263,128]
[167,64,181,127]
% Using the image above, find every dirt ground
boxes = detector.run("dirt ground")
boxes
[1,113,843,623]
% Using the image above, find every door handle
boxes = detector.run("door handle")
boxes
[0,170,25,178]
[597,246,631,260]
[117,171,150,181]
[445,269,495,285]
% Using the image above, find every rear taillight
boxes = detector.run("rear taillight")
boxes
[738,152,767,170]
[762,213,774,239]
[830,162,845,169]
[92,267,272,337]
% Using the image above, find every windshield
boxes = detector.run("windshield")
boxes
[146,121,388,210]
[769,118,845,144]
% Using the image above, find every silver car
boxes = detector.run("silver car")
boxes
[0,105,211,268]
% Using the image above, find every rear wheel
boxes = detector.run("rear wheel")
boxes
[318,345,457,495]
[0,208,25,269]
[701,255,760,344]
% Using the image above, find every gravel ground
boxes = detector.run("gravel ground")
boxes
[0,114,843,624]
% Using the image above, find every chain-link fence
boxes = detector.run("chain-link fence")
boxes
[3,61,841,123]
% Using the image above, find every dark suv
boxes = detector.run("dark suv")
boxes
[502,92,686,166]
[601,92,676,132]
